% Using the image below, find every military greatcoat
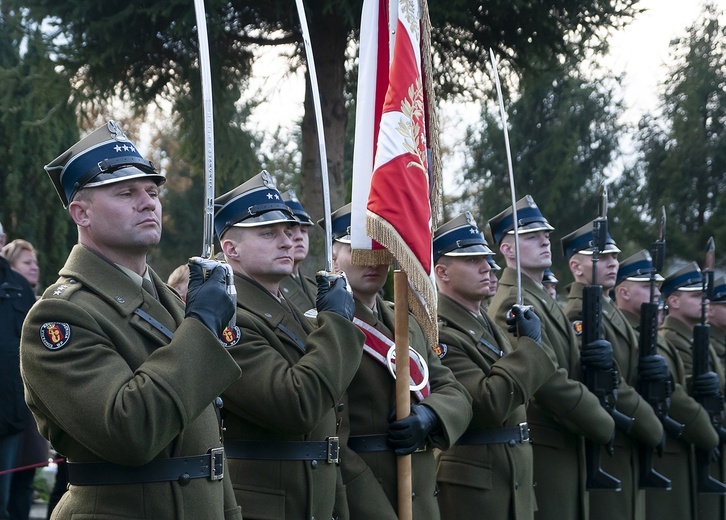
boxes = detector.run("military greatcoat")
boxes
[659,315,725,520]
[488,268,615,520]
[20,245,243,520]
[221,274,364,520]
[279,269,317,314]
[708,326,726,520]
[340,297,472,520]
[617,311,719,519]
[564,283,664,520]
[435,294,556,520]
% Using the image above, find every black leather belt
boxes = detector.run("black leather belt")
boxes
[456,423,531,446]
[347,434,427,453]
[224,437,340,464]
[67,447,224,486]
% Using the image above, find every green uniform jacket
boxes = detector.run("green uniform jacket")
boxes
[564,283,664,520]
[709,327,726,520]
[488,268,615,520]
[660,315,725,520]
[340,297,472,520]
[221,274,364,520]
[279,270,317,314]
[435,294,556,520]
[20,245,243,520]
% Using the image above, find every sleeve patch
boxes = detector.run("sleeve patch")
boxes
[432,343,448,359]
[220,325,242,347]
[40,322,72,350]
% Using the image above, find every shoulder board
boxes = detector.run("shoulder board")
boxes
[43,278,84,300]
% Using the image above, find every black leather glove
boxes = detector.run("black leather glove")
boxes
[505,305,542,344]
[580,339,614,370]
[388,403,440,455]
[316,271,355,321]
[185,262,235,337]
[638,354,670,382]
[691,371,721,396]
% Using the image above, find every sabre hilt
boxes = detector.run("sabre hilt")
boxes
[189,257,236,330]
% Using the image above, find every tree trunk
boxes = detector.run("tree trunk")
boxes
[299,10,349,268]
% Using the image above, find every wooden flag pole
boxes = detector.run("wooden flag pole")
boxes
[394,269,413,520]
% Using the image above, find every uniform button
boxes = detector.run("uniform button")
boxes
[515,482,519,490]
[337,403,345,412]
[509,439,516,447]
[178,473,191,486]
[411,492,416,501]
[311,460,318,469]
[214,397,224,408]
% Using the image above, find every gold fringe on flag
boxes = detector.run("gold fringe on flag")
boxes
[351,248,393,267]
[366,211,439,345]
[420,0,442,230]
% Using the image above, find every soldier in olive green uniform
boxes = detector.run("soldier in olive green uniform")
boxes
[215,173,364,520]
[561,223,666,520]
[432,213,556,520]
[708,276,726,520]
[21,121,243,519]
[659,264,725,520]
[486,196,616,520]
[615,252,722,520]
[279,190,318,313]
[326,205,472,519]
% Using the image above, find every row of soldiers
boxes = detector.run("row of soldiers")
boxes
[17,120,726,520]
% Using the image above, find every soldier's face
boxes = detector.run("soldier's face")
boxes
[440,256,491,302]
[668,290,706,324]
[333,243,389,302]
[575,252,619,290]
[223,224,294,286]
[709,303,726,330]
[489,269,499,295]
[509,231,552,274]
[289,224,310,264]
[71,179,162,253]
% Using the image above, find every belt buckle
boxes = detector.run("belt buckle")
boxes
[209,447,225,480]
[519,422,531,443]
[414,444,428,453]
[327,437,340,464]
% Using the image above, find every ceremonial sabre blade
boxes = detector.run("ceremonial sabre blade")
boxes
[192,0,236,328]
[194,0,215,260]
[294,0,333,272]
[489,49,523,305]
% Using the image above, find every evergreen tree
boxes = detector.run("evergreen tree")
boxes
[0,8,79,289]
[628,3,725,264]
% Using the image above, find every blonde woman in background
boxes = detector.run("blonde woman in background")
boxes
[167,264,190,301]
[2,239,40,296]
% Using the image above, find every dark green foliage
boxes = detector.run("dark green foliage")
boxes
[0,11,79,288]
[620,4,726,267]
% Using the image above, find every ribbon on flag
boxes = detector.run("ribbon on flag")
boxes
[351,0,441,343]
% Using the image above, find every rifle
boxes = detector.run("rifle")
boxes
[581,187,632,490]
[637,207,679,489]
[691,237,726,493]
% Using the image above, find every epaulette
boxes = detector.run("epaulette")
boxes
[42,278,84,300]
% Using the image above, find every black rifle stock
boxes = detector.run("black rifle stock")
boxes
[692,319,726,494]
[636,214,679,489]
[580,205,630,490]
[582,283,628,491]
[636,301,678,489]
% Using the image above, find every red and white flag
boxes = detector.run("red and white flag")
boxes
[351,0,438,341]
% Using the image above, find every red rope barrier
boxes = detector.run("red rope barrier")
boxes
[0,457,65,476]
